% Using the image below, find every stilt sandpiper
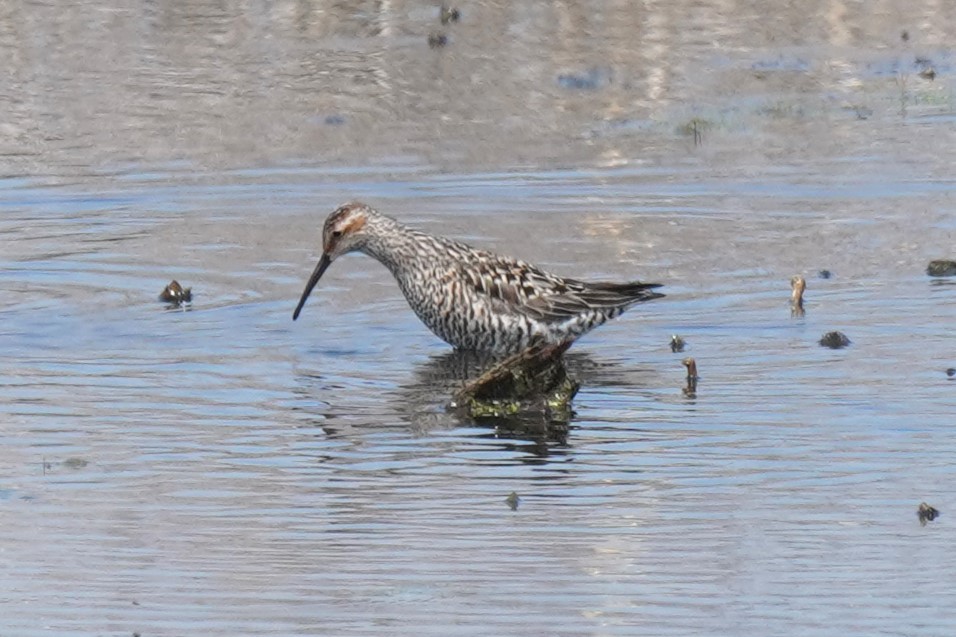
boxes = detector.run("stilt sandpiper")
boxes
[293,202,663,355]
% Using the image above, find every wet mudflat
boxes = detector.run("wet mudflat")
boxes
[2,1,956,635]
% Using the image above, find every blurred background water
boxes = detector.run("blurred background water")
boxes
[2,1,956,635]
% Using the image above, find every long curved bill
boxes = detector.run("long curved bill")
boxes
[292,253,332,320]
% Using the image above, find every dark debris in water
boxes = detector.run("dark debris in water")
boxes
[669,334,685,353]
[819,331,851,349]
[918,66,937,81]
[927,260,956,277]
[678,117,712,146]
[918,502,940,526]
[915,57,937,81]
[682,357,698,398]
[42,456,90,474]
[160,280,192,306]
[428,32,448,49]
[750,55,812,74]
[946,368,955,378]
[440,5,460,24]
[63,457,89,470]
[557,67,613,91]
[682,357,698,381]
[818,269,832,279]
[505,491,520,511]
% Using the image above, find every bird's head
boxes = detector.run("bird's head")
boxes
[322,202,375,261]
[293,202,376,320]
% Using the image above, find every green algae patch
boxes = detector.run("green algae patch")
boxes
[452,342,579,422]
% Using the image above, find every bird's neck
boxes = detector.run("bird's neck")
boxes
[360,215,429,275]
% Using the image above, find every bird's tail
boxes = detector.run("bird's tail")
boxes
[591,281,665,305]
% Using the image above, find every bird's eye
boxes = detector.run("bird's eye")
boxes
[331,230,343,238]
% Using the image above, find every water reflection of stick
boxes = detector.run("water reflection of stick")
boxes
[790,275,806,316]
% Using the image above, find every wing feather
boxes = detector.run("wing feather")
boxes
[458,252,663,323]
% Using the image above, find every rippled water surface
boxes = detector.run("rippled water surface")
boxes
[3,1,956,635]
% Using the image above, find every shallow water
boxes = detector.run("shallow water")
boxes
[3,1,956,635]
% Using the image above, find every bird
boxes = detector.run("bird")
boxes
[293,202,664,356]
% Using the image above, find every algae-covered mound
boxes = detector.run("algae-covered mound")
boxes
[927,260,956,277]
[452,342,579,421]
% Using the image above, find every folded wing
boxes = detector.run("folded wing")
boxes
[459,253,663,323]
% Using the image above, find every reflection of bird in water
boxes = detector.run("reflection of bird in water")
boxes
[405,349,656,400]
[400,350,661,451]
[399,349,571,450]
[290,349,661,460]
[293,202,663,356]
